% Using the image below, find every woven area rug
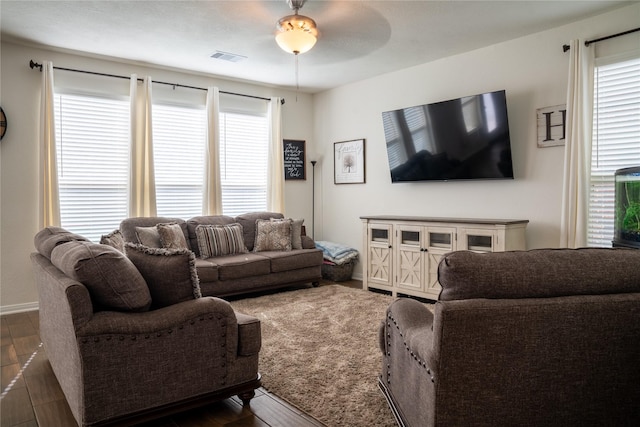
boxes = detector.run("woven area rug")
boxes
[230,285,408,427]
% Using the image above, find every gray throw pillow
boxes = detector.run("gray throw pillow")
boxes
[195,223,248,258]
[126,243,202,309]
[254,219,292,252]
[135,226,162,248]
[271,217,304,249]
[50,241,151,312]
[100,229,126,253]
[157,222,189,250]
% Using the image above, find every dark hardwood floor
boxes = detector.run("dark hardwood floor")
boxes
[1,280,362,427]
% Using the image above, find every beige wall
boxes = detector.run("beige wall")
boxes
[312,4,640,279]
[0,43,314,312]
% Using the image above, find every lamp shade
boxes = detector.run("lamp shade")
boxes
[275,14,318,54]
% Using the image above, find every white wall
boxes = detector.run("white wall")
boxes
[312,4,640,279]
[0,42,315,312]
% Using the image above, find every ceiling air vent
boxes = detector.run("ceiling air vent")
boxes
[210,51,247,63]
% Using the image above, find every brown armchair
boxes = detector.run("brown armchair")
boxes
[31,227,261,426]
[380,248,640,426]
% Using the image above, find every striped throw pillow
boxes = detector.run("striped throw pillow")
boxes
[195,223,248,258]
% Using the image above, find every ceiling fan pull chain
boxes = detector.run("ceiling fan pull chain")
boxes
[295,54,299,102]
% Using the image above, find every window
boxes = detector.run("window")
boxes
[219,111,268,216]
[153,104,206,218]
[588,55,640,247]
[54,93,129,242]
[53,90,270,238]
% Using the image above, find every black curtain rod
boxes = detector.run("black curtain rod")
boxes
[29,60,285,105]
[562,27,640,52]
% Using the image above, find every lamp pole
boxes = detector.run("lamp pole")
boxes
[310,160,317,239]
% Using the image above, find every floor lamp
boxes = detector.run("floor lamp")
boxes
[310,160,317,239]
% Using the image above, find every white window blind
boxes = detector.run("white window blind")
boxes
[588,55,640,247]
[54,93,130,242]
[219,111,268,216]
[153,104,206,218]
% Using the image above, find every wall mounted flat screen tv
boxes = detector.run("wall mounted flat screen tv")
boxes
[381,90,514,182]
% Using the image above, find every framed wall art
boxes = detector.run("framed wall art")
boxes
[283,139,306,180]
[334,139,365,184]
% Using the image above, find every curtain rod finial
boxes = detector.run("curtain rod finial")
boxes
[29,60,43,71]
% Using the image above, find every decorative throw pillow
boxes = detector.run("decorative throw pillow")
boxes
[136,226,162,248]
[125,243,202,309]
[271,218,304,249]
[157,222,189,250]
[50,241,151,312]
[100,229,126,253]
[254,219,292,252]
[195,223,248,258]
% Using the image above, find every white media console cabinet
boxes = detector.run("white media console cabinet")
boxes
[361,216,529,300]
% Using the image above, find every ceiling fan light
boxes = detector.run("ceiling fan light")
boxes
[275,14,318,54]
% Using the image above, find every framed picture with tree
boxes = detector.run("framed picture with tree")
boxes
[334,139,365,184]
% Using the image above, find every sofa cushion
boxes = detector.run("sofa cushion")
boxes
[100,229,126,253]
[196,224,248,258]
[194,258,219,282]
[50,241,151,312]
[254,219,292,252]
[438,248,640,301]
[126,243,202,309]
[262,248,324,273]
[235,212,284,251]
[34,226,90,259]
[186,215,236,256]
[214,253,271,280]
[157,222,189,250]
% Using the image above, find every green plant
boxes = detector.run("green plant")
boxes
[622,201,640,231]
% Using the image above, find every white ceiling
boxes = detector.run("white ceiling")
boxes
[1,1,635,93]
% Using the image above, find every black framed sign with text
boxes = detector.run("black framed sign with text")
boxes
[283,139,306,180]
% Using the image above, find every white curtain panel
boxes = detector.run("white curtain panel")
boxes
[128,75,157,217]
[39,61,61,228]
[203,87,223,215]
[267,97,285,213]
[560,40,594,248]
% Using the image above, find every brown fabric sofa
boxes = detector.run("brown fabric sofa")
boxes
[31,226,262,427]
[379,248,640,427]
[120,211,323,297]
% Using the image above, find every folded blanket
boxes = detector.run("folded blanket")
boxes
[315,241,359,265]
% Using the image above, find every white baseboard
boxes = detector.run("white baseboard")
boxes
[0,302,39,315]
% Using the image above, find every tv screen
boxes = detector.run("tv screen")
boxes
[381,90,514,182]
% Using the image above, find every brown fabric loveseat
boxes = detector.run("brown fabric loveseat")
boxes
[120,211,323,297]
[380,248,640,427]
[31,227,262,427]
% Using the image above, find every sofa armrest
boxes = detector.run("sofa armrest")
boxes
[235,312,261,356]
[301,235,316,249]
[385,298,435,368]
[77,296,236,337]
[72,296,260,425]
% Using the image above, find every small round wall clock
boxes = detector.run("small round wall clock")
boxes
[0,107,6,141]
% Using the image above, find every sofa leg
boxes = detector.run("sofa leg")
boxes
[238,390,255,405]
[312,281,320,287]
